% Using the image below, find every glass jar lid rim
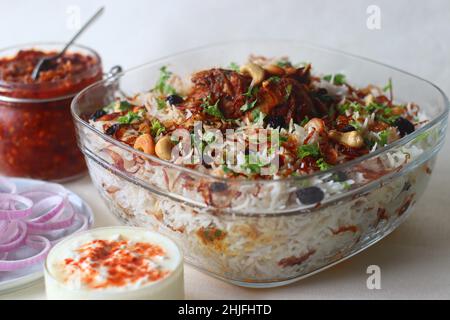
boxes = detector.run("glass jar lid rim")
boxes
[0,42,102,102]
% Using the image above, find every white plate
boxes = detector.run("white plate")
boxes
[0,177,94,294]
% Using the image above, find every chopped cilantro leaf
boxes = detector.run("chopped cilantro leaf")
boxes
[222,165,232,174]
[251,108,266,123]
[243,85,259,98]
[323,73,346,85]
[369,102,400,125]
[240,99,258,112]
[276,60,291,68]
[150,119,166,137]
[342,181,351,189]
[118,101,133,111]
[297,143,320,159]
[154,66,176,95]
[103,100,133,113]
[316,158,333,171]
[201,96,224,119]
[337,101,362,114]
[333,73,346,85]
[242,163,262,174]
[383,78,393,92]
[376,113,400,125]
[156,97,167,110]
[349,120,362,130]
[229,62,240,72]
[241,154,265,174]
[117,111,142,124]
[300,116,310,126]
[267,76,281,83]
[366,102,386,114]
[378,130,389,146]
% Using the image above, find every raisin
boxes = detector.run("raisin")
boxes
[105,124,121,136]
[394,117,415,137]
[166,94,184,105]
[90,109,106,121]
[314,88,334,103]
[340,125,356,133]
[266,115,286,129]
[296,186,325,205]
[210,182,228,192]
[317,88,328,95]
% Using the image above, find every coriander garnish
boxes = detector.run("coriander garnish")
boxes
[297,143,321,159]
[150,119,166,137]
[117,111,142,124]
[323,73,346,85]
[240,99,258,112]
[153,66,177,95]
[201,95,224,119]
[228,62,240,72]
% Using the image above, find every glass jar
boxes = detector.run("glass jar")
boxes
[0,43,103,181]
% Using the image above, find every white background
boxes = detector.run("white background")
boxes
[1,0,450,299]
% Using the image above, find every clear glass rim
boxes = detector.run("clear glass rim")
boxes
[0,41,102,103]
[71,38,450,185]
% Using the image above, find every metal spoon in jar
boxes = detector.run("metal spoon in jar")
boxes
[31,7,105,81]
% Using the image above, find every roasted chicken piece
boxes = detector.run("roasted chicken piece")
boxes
[188,68,251,119]
[258,78,324,126]
[186,65,328,126]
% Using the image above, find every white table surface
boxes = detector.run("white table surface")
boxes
[1,0,450,300]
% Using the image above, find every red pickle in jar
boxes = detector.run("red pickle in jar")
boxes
[0,45,102,181]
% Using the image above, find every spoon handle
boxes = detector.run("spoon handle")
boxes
[58,7,105,57]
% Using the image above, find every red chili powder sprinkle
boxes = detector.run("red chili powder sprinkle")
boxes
[63,239,169,289]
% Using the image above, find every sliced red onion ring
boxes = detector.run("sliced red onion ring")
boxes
[0,177,17,194]
[0,220,20,244]
[0,235,51,272]
[71,213,89,234]
[26,195,66,223]
[0,177,92,272]
[0,221,27,253]
[20,182,68,197]
[0,193,34,220]
[27,201,75,232]
[0,220,8,233]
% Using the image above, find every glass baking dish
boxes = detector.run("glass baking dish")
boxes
[71,40,449,287]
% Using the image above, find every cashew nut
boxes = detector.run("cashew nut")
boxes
[133,133,155,155]
[155,135,173,160]
[329,130,364,148]
[364,94,374,106]
[263,64,285,76]
[240,62,265,85]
